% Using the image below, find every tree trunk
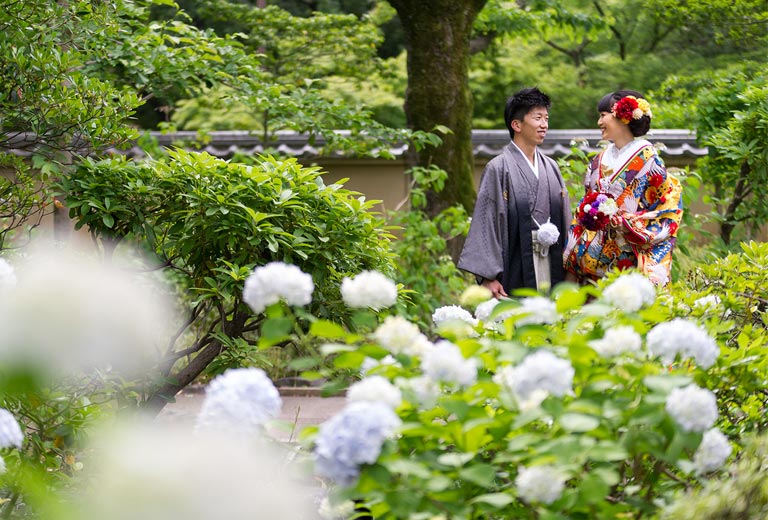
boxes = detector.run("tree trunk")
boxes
[389,0,488,219]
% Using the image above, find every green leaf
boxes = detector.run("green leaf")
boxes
[559,413,600,432]
[469,493,514,508]
[309,320,347,339]
[643,375,693,392]
[458,464,496,488]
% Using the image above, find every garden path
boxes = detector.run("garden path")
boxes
[158,385,347,442]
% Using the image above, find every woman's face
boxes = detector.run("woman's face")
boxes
[597,110,627,142]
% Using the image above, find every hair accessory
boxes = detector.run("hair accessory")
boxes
[611,96,652,124]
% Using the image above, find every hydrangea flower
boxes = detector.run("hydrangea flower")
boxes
[314,402,401,486]
[243,262,314,314]
[396,375,440,408]
[693,428,731,474]
[494,350,574,408]
[347,376,402,410]
[195,368,282,434]
[0,258,16,292]
[647,318,719,369]
[318,496,356,520]
[420,340,478,387]
[360,354,398,374]
[459,285,492,307]
[665,384,718,432]
[588,325,642,358]
[0,408,24,448]
[515,465,566,504]
[512,296,559,326]
[431,305,478,327]
[373,316,431,356]
[693,294,721,309]
[0,456,5,475]
[340,271,397,310]
[602,272,656,312]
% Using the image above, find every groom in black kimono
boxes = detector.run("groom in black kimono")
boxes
[458,87,571,297]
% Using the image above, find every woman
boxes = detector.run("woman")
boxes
[563,90,683,286]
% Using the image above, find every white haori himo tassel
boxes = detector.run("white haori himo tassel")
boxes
[534,218,560,248]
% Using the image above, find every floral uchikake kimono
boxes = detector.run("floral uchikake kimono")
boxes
[563,139,683,286]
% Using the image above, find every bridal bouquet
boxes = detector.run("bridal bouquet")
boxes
[577,191,619,231]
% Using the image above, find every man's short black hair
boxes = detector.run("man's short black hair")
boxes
[504,87,551,139]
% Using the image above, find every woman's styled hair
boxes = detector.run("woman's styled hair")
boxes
[598,90,651,137]
[504,87,551,139]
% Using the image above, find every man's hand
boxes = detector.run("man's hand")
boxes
[481,279,508,299]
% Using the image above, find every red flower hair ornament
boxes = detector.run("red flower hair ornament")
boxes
[611,96,652,124]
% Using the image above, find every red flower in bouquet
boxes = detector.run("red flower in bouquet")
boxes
[577,191,619,231]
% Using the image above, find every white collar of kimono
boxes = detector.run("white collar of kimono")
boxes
[602,138,651,173]
[510,141,539,179]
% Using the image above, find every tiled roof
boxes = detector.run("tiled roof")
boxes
[2,129,706,160]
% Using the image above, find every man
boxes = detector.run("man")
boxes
[457,87,571,297]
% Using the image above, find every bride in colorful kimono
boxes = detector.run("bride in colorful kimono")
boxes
[563,90,683,286]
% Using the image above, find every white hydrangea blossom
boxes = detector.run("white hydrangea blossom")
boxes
[665,384,718,432]
[693,428,732,474]
[602,273,656,312]
[647,318,719,369]
[314,402,401,486]
[347,376,402,410]
[360,354,398,374]
[0,456,5,475]
[459,285,492,308]
[243,262,314,314]
[195,368,282,434]
[693,294,721,309]
[588,325,642,358]
[515,465,566,504]
[431,305,478,328]
[373,316,431,356]
[513,296,559,326]
[421,340,478,387]
[318,496,356,520]
[396,375,441,408]
[0,258,16,292]
[0,408,24,448]
[494,350,574,408]
[340,271,398,310]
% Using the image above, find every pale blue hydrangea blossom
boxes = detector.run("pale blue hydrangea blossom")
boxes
[602,273,656,312]
[195,368,282,434]
[340,271,397,310]
[243,262,314,314]
[646,318,719,369]
[512,296,559,326]
[665,384,718,432]
[0,259,16,292]
[693,428,732,474]
[588,325,642,358]
[431,305,479,328]
[373,316,432,356]
[420,340,478,387]
[515,465,566,504]
[0,408,23,448]
[314,402,401,486]
[494,350,574,409]
[347,376,402,410]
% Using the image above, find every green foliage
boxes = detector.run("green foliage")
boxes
[387,164,473,329]
[59,150,397,398]
[670,241,768,436]
[661,432,768,519]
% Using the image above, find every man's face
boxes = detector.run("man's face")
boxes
[512,107,549,147]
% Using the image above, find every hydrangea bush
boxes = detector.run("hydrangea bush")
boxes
[290,267,751,519]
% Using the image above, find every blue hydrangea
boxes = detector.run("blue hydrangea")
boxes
[195,368,282,434]
[314,402,401,486]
